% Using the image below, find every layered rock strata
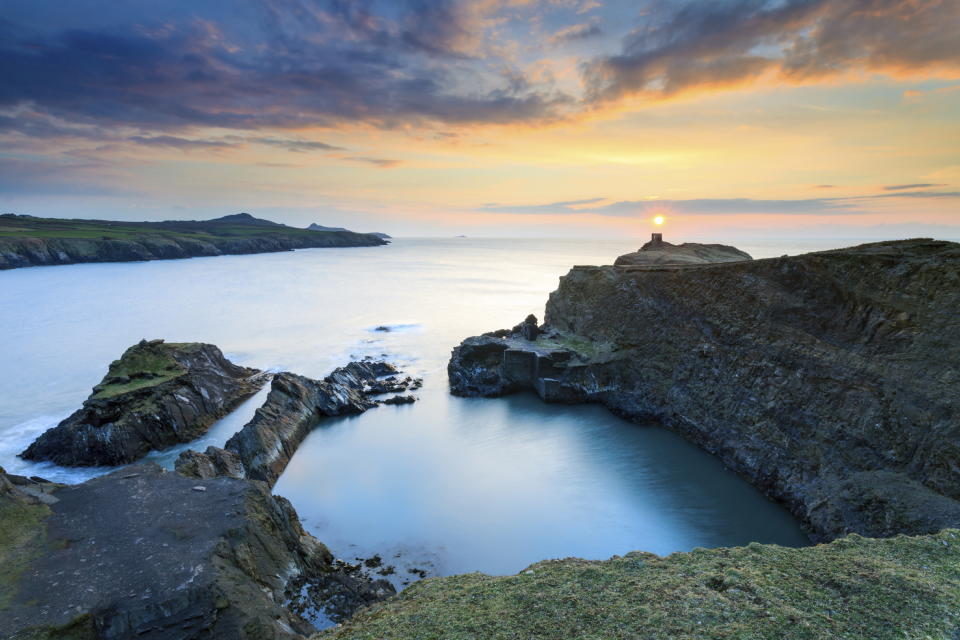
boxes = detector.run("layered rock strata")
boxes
[20,340,264,466]
[219,361,414,487]
[449,239,960,541]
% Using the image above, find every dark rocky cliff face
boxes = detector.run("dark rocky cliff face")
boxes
[448,239,960,542]
[0,464,393,640]
[20,340,264,466]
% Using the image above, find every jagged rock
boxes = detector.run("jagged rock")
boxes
[20,340,265,466]
[614,233,752,266]
[382,395,417,405]
[448,239,960,542]
[0,463,393,640]
[175,446,246,480]
[512,314,540,341]
[224,361,400,487]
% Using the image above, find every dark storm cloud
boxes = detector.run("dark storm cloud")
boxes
[0,0,569,132]
[583,0,960,103]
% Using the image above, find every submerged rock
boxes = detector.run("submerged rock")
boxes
[613,233,752,266]
[448,239,960,542]
[0,464,393,639]
[20,340,264,466]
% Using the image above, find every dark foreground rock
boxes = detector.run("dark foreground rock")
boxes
[614,233,753,266]
[195,361,419,488]
[20,340,264,466]
[0,464,393,640]
[317,529,960,640]
[449,239,960,542]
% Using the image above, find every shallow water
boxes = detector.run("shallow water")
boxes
[0,238,811,586]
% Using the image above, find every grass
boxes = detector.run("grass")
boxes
[0,496,50,611]
[91,341,189,399]
[0,214,351,241]
[319,530,960,640]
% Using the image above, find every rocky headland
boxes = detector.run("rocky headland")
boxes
[0,213,388,270]
[613,233,753,266]
[0,464,392,640]
[449,238,960,542]
[20,340,265,466]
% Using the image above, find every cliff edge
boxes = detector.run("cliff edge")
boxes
[449,239,960,542]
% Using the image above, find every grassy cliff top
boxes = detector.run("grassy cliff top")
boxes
[0,213,364,241]
[320,530,960,640]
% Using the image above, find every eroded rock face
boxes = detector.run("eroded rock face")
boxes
[224,361,418,487]
[613,234,752,266]
[175,446,246,480]
[448,239,960,541]
[0,464,394,640]
[20,340,265,466]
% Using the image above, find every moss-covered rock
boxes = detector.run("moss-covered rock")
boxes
[319,530,960,640]
[20,340,265,466]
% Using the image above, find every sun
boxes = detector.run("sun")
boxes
[653,215,665,226]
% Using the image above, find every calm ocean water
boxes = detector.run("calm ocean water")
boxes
[0,238,822,584]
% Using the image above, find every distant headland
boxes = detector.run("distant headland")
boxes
[0,212,389,270]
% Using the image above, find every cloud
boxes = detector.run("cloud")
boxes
[882,183,947,191]
[583,0,960,104]
[128,135,234,150]
[344,156,402,168]
[479,190,960,216]
[248,137,343,152]
[548,19,603,46]
[0,1,570,133]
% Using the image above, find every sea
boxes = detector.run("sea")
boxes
[0,237,825,589]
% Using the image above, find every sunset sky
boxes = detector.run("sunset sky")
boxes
[2,0,958,239]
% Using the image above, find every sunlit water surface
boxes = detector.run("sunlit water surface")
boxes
[0,238,816,586]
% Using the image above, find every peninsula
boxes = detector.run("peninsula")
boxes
[0,213,388,270]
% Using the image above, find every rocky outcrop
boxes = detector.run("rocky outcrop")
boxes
[223,361,417,487]
[20,340,264,466]
[174,446,246,480]
[0,213,388,270]
[613,233,752,266]
[448,239,960,542]
[0,464,393,640]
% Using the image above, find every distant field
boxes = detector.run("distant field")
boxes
[0,214,335,240]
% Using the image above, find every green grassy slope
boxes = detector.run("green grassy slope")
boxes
[320,531,960,640]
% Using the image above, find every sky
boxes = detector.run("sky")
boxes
[1,0,958,240]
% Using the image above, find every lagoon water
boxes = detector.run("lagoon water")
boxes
[0,238,813,586]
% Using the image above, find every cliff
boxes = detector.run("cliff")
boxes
[0,213,388,270]
[20,340,264,466]
[613,234,753,266]
[0,464,392,640]
[317,529,960,640]
[448,239,960,542]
